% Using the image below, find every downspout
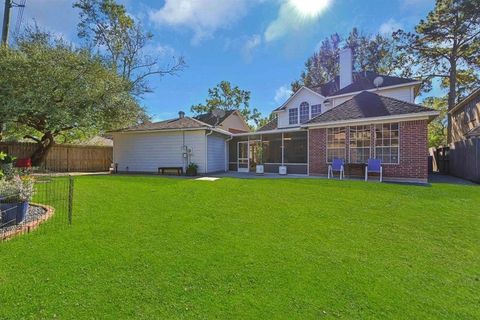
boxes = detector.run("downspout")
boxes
[205,129,213,174]
[225,135,233,172]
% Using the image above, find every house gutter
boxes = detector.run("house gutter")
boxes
[233,127,307,137]
[301,111,440,129]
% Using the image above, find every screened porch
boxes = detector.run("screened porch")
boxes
[228,130,308,174]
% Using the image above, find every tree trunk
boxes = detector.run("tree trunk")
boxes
[447,58,457,144]
[31,132,55,167]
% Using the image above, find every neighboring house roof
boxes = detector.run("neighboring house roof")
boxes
[306,91,437,125]
[257,117,278,132]
[309,71,419,98]
[194,110,237,126]
[448,88,480,114]
[110,116,230,136]
[80,136,113,146]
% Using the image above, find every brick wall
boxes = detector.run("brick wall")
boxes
[308,120,429,181]
[308,128,328,175]
[383,120,428,180]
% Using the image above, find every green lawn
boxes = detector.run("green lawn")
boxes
[0,176,479,319]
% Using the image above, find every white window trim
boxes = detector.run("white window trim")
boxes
[348,125,371,164]
[300,102,310,124]
[373,123,400,165]
[325,127,346,164]
[289,108,299,125]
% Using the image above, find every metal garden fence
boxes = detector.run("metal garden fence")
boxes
[0,175,74,241]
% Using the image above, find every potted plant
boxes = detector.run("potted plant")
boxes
[186,163,198,176]
[256,143,264,174]
[0,175,35,226]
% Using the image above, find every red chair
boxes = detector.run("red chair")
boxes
[15,158,32,168]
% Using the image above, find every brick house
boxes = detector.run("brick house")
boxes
[229,48,438,183]
[113,48,439,183]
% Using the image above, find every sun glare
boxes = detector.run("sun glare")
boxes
[289,0,331,18]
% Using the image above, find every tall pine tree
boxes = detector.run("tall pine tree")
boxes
[394,0,480,143]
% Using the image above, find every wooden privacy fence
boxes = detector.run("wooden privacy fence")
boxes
[0,142,113,172]
[449,138,480,183]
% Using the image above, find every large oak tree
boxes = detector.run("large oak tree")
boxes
[0,30,147,165]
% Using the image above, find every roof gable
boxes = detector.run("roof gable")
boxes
[274,86,325,111]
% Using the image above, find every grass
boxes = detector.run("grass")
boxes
[0,175,479,319]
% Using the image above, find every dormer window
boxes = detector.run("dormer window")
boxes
[289,108,298,125]
[300,102,310,123]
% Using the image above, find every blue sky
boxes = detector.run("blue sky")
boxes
[3,0,438,121]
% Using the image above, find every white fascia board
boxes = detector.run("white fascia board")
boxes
[112,127,232,136]
[327,81,423,100]
[233,127,306,136]
[302,111,440,129]
[273,86,325,113]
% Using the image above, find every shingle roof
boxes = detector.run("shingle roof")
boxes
[111,117,210,132]
[320,71,418,97]
[257,117,278,132]
[276,72,419,112]
[194,110,236,126]
[307,91,435,124]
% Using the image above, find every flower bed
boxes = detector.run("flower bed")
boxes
[0,203,54,241]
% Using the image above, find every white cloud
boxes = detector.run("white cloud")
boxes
[242,34,262,62]
[379,19,403,35]
[274,85,293,103]
[265,0,331,42]
[149,0,253,44]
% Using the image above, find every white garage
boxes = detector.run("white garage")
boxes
[111,111,238,174]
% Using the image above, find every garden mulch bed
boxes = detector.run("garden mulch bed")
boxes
[0,203,54,241]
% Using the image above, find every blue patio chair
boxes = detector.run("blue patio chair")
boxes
[328,158,344,180]
[365,159,383,182]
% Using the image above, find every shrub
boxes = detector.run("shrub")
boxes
[0,175,35,203]
[186,163,198,176]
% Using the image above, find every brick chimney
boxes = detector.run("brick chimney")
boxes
[339,48,353,89]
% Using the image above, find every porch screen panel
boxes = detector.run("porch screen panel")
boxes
[326,127,346,162]
[262,134,282,163]
[349,125,371,163]
[284,131,307,163]
[229,138,238,163]
[374,123,399,164]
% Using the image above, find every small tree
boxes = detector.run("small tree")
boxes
[0,29,146,165]
[191,81,263,127]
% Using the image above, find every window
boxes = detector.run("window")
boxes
[289,108,298,125]
[327,127,346,162]
[375,123,399,164]
[284,131,307,163]
[349,125,371,163]
[300,102,310,123]
[311,104,322,118]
